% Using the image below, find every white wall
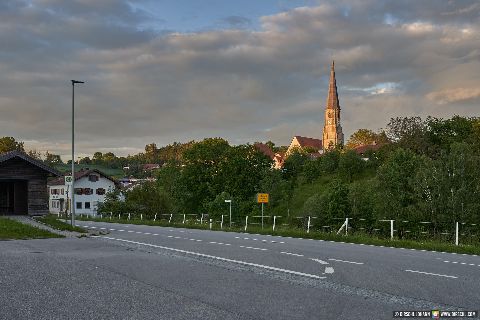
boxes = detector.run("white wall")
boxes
[49,174,116,216]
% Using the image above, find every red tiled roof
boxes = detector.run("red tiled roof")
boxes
[293,136,323,150]
[254,143,275,160]
[48,168,119,187]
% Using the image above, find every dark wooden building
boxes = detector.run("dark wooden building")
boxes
[0,150,60,216]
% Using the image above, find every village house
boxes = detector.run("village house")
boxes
[48,168,118,216]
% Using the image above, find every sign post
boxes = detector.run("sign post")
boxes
[256,193,269,229]
[64,176,73,220]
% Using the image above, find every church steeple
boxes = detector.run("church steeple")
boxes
[326,60,340,110]
[322,60,344,150]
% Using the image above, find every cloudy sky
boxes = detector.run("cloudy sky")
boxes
[1,0,479,159]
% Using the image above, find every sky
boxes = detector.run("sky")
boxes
[0,0,479,159]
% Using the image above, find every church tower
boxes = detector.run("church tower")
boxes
[322,61,344,150]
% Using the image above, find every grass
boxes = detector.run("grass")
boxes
[0,217,64,240]
[76,215,480,256]
[35,215,87,233]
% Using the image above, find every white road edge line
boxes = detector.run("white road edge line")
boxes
[328,258,364,265]
[102,236,325,279]
[404,269,457,279]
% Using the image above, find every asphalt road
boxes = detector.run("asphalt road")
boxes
[1,220,479,320]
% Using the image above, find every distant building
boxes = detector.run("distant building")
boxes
[285,136,323,157]
[254,143,284,169]
[0,151,60,215]
[322,61,344,150]
[142,163,161,171]
[353,142,386,160]
[48,168,118,216]
[283,61,344,164]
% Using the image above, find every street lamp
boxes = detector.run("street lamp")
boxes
[71,80,84,226]
[225,199,232,228]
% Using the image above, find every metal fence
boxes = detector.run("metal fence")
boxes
[65,212,479,246]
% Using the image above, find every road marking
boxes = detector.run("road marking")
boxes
[100,227,106,230]
[240,245,268,251]
[310,258,329,265]
[280,251,304,257]
[443,260,480,267]
[167,235,173,238]
[118,230,125,232]
[153,234,159,236]
[127,231,134,233]
[209,241,217,244]
[328,258,364,265]
[109,228,116,231]
[102,236,325,279]
[144,232,151,235]
[404,269,457,279]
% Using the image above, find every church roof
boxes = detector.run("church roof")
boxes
[254,143,275,160]
[326,60,340,110]
[293,136,323,150]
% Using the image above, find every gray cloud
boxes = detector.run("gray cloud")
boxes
[0,0,479,159]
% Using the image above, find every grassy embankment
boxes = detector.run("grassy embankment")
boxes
[0,217,64,240]
[35,215,87,233]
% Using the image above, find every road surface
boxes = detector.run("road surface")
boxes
[0,220,478,319]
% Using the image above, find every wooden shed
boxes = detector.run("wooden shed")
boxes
[0,150,61,216]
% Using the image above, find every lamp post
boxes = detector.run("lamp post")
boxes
[71,80,84,226]
[225,200,232,228]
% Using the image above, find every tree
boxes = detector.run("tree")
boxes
[346,129,389,149]
[376,148,420,224]
[44,152,63,165]
[338,150,364,182]
[145,143,158,163]
[0,137,24,153]
[93,152,103,164]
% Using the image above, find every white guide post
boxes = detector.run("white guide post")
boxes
[201,214,204,225]
[183,214,186,224]
[169,214,173,223]
[455,222,459,246]
[273,216,277,232]
[390,220,394,240]
[209,219,212,230]
[154,214,157,221]
[128,213,131,220]
[261,203,264,229]
[245,216,248,232]
[220,215,224,229]
[307,216,311,233]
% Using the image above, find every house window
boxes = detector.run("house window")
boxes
[61,189,64,195]
[83,188,93,195]
[74,188,83,195]
[89,175,99,182]
[96,188,106,195]
[85,202,91,209]
[76,202,82,209]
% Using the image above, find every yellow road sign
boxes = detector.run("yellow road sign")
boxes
[257,193,269,203]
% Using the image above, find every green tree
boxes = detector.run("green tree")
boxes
[44,152,63,165]
[376,148,420,225]
[338,150,364,182]
[346,129,389,149]
[0,137,24,153]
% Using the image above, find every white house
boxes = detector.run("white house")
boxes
[48,168,118,216]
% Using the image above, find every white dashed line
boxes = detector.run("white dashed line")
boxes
[102,236,325,279]
[118,230,125,232]
[280,251,304,257]
[167,235,173,238]
[127,231,134,233]
[328,258,364,265]
[405,269,457,279]
[310,258,329,265]
[240,246,268,251]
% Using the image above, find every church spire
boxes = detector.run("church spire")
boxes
[322,60,344,150]
[326,60,340,110]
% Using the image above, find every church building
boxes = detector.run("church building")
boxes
[256,61,345,168]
